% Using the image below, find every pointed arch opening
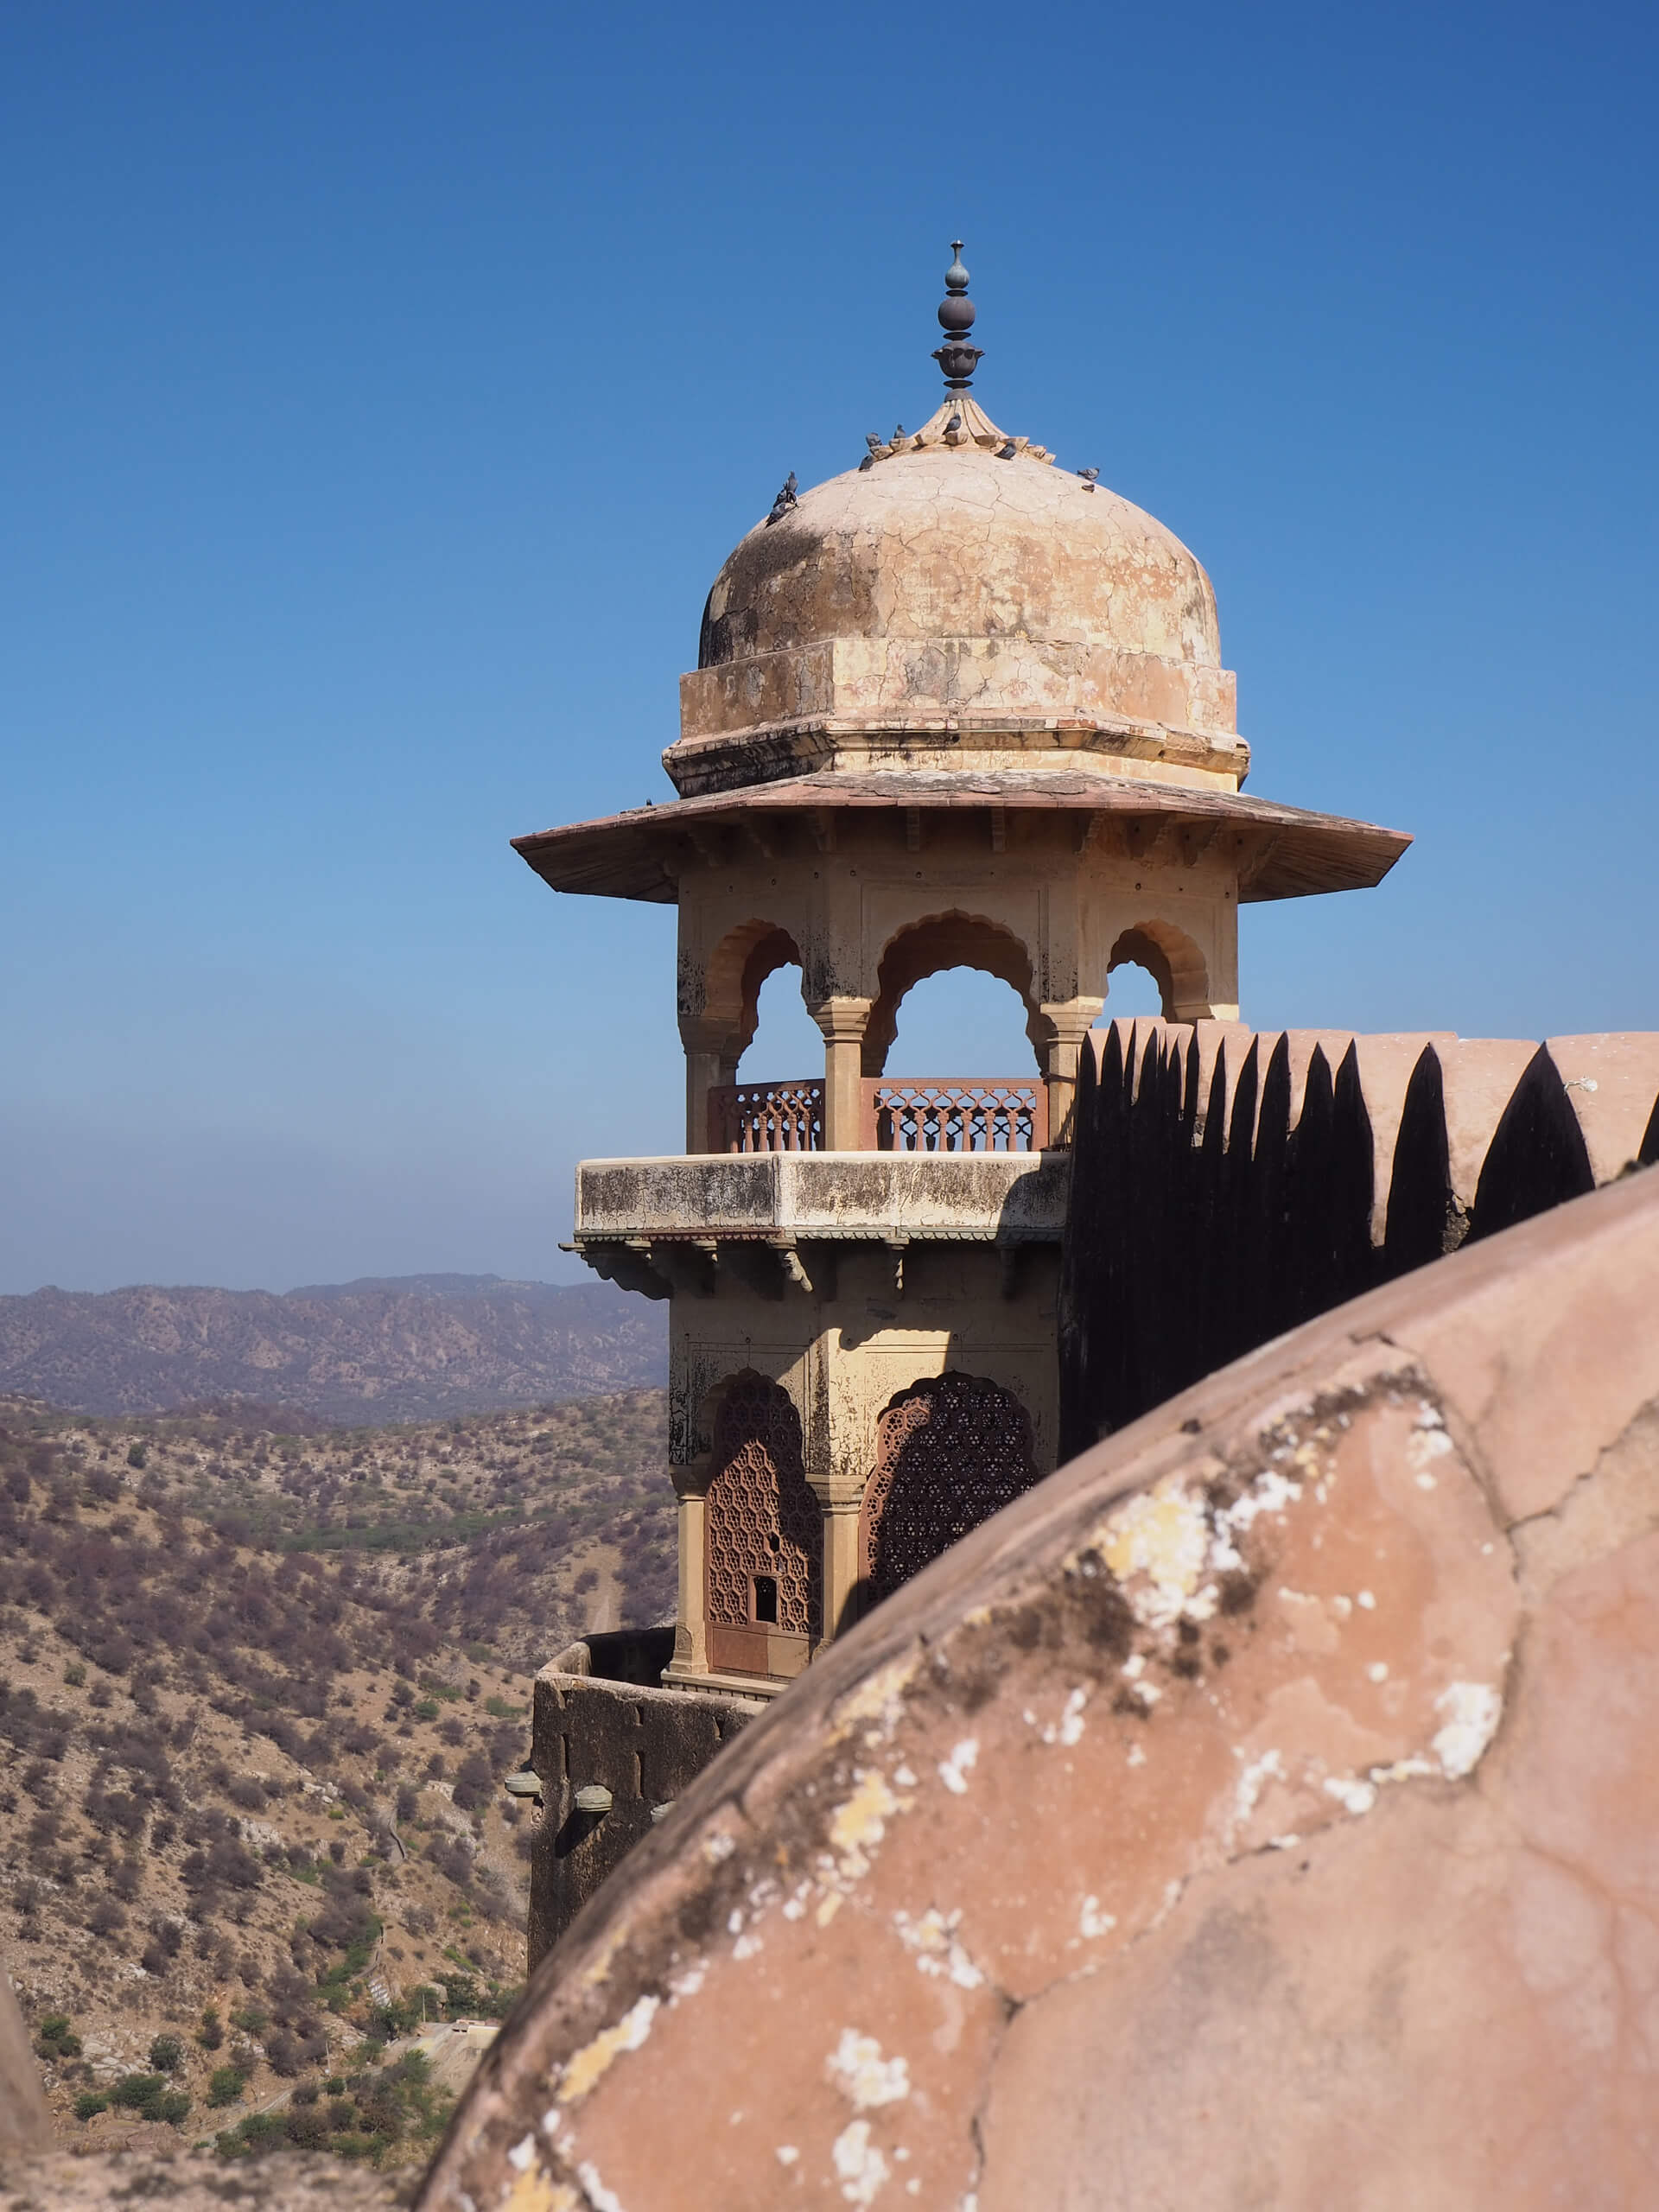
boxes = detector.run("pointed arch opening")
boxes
[702,919,804,1058]
[863,911,1042,1077]
[1097,921,1210,1025]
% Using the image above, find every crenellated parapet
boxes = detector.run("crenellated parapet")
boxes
[1059,1020,1659,1454]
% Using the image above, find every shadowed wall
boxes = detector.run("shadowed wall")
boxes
[1059,1020,1659,1456]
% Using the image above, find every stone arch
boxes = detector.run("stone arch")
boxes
[862,911,1041,1076]
[859,1373,1039,1606]
[702,1370,822,1679]
[702,919,804,1058]
[1106,920,1209,1022]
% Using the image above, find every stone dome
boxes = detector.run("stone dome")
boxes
[698,443,1223,677]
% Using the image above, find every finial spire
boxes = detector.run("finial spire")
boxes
[932,238,983,390]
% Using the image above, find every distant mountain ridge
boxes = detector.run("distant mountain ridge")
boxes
[0,1274,665,1423]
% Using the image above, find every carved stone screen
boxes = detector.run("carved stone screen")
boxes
[861,1374,1039,1605]
[705,1373,822,1672]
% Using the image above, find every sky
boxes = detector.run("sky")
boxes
[3,0,1655,1295]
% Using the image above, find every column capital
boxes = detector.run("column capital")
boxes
[806,994,873,1046]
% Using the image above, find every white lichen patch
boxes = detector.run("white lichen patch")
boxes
[556,1993,660,2107]
[1079,1895,1117,1939]
[1369,1756,1434,1785]
[938,1738,979,1795]
[828,2030,912,2110]
[1039,1688,1090,1746]
[1322,1774,1378,1817]
[1222,1465,1306,1534]
[778,2145,800,2166]
[1408,1418,1454,1491]
[893,1907,983,1988]
[575,2160,626,2212]
[733,1932,763,1960]
[1433,1681,1503,1778]
[832,2119,892,2206]
[1230,1747,1286,1841]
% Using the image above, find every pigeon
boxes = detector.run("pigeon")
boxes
[996,440,1019,460]
[892,423,905,442]
[865,432,885,456]
[1078,466,1100,492]
[765,472,799,527]
[946,411,963,434]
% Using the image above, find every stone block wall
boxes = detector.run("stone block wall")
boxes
[525,1631,761,1967]
[1059,1020,1659,1456]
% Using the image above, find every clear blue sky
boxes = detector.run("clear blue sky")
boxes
[3,0,1655,1294]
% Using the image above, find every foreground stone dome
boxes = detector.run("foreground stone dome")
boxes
[699,442,1222,676]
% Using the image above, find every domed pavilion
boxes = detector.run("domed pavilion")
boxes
[517,246,1410,1698]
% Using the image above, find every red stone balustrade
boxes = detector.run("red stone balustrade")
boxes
[708,1077,1048,1154]
[861,1077,1048,1153]
[707,1079,825,1153]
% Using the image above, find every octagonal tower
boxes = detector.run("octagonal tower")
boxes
[518,247,1409,1699]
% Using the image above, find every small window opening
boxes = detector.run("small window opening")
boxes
[753,1574,779,1625]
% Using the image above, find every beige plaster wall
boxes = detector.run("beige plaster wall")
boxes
[663,1246,1059,1688]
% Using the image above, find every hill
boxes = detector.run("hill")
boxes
[0,1275,664,1424]
[0,1388,675,2171]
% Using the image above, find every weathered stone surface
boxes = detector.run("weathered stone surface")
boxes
[529,1636,760,1969]
[416,1166,1659,2211]
[683,445,1235,751]
[574,1151,1070,1245]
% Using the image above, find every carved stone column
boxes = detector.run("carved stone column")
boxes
[664,1463,713,1681]
[1033,996,1104,1147]
[681,1019,740,1154]
[822,1497,867,1640]
[810,995,874,1150]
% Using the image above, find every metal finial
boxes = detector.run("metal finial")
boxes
[932,238,982,391]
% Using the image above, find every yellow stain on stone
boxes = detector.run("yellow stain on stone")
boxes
[1096,1478,1210,1624]
[499,2167,579,2212]
[557,1993,661,2107]
[830,1653,920,1742]
[830,1770,899,1862]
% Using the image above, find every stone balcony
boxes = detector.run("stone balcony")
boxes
[572,1147,1069,1300]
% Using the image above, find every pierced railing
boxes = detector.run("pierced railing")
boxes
[861,1077,1048,1154]
[708,1079,825,1154]
[706,1075,1051,1153]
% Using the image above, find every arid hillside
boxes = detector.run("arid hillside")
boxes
[0,1389,675,2172]
[0,1275,666,1424]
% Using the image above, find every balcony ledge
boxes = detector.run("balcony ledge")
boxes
[574,1150,1070,1248]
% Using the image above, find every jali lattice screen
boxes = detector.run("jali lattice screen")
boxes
[705,1371,823,1637]
[861,1373,1038,1605]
